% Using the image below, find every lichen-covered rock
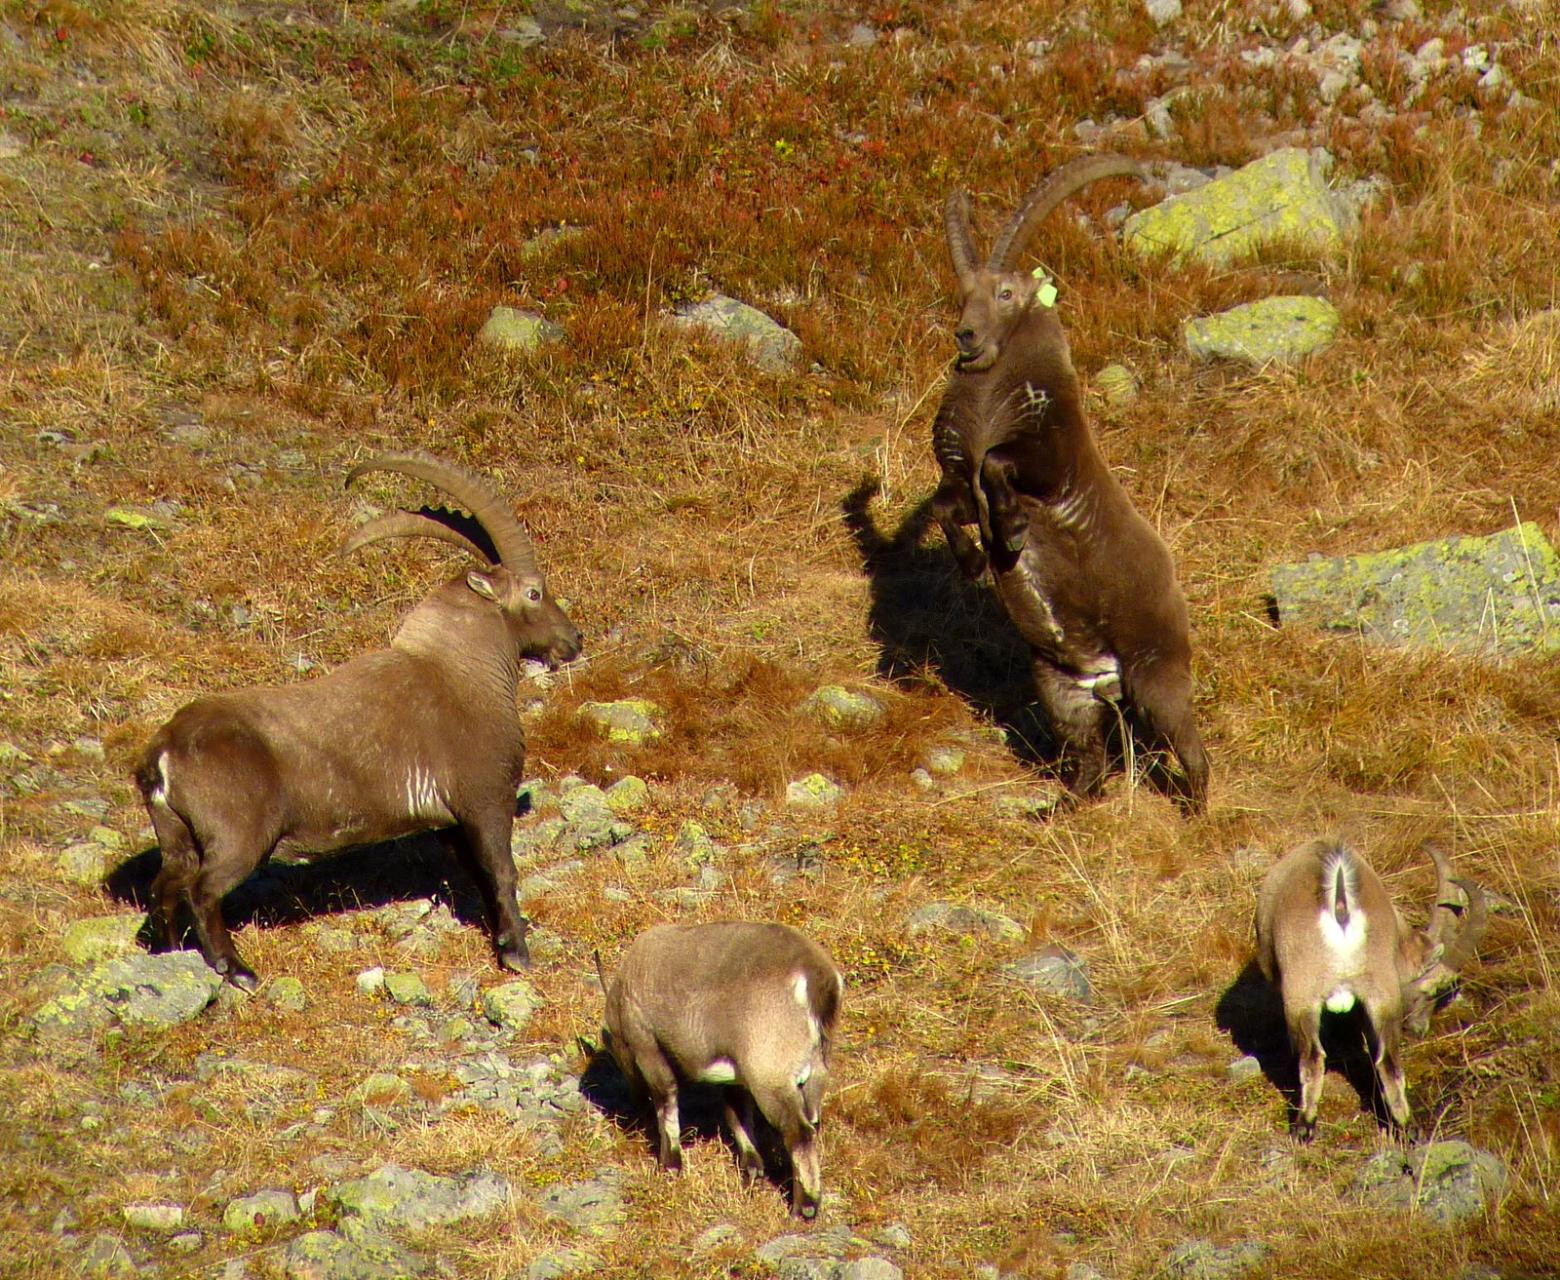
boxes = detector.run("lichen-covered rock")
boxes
[480,980,540,1031]
[477,305,563,352]
[1183,296,1340,365]
[222,1188,299,1233]
[1124,148,1356,268]
[923,746,965,777]
[1001,946,1092,1002]
[839,1260,903,1280]
[674,819,717,865]
[785,773,843,809]
[803,685,885,730]
[326,1163,510,1230]
[755,1226,870,1274]
[527,1248,601,1280]
[908,901,1025,943]
[121,1203,185,1232]
[539,1173,626,1234]
[604,775,649,814]
[353,1072,412,1106]
[1270,522,1560,658]
[34,952,222,1032]
[77,1233,137,1276]
[382,972,432,1007]
[266,976,307,1012]
[61,915,144,965]
[673,292,802,371]
[1354,1140,1508,1222]
[58,840,110,886]
[355,967,386,996]
[578,699,663,746]
[1092,363,1138,408]
[1162,1239,1270,1280]
[282,1226,427,1279]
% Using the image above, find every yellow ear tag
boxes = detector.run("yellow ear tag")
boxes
[1031,266,1058,308]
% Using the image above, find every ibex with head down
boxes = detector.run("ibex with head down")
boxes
[1255,838,1487,1140]
[136,452,582,989]
[932,155,1209,809]
[601,921,843,1218]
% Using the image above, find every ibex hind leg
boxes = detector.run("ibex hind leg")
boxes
[1129,662,1209,813]
[1287,1004,1326,1142]
[1361,994,1413,1135]
[145,802,199,952]
[1035,662,1111,801]
[723,1087,765,1183]
[185,830,272,991]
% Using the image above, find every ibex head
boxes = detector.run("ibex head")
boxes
[943,154,1144,373]
[1399,842,1489,1035]
[343,451,583,669]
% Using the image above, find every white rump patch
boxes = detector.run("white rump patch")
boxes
[698,1058,739,1085]
[148,754,172,807]
[1324,987,1358,1014]
[791,971,810,1009]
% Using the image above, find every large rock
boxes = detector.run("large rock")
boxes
[325,1164,510,1230]
[480,980,541,1031]
[1124,148,1356,268]
[33,952,222,1032]
[223,1189,299,1233]
[1162,1239,1270,1280]
[1354,1140,1508,1223]
[1183,296,1340,365]
[283,1227,427,1279]
[1270,522,1560,659]
[673,293,802,372]
[539,1173,625,1234]
[578,700,663,746]
[802,685,886,730]
[1001,946,1092,1002]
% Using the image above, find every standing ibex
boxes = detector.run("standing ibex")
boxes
[1255,838,1488,1140]
[136,452,582,989]
[600,921,843,1218]
[932,155,1209,809]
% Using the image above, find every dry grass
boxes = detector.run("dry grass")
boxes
[3,0,1560,1276]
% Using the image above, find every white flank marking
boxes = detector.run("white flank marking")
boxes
[403,765,445,821]
[698,1058,738,1085]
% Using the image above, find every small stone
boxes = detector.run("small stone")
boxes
[223,1189,299,1233]
[283,1227,427,1279]
[440,1015,475,1042]
[1143,0,1181,26]
[477,306,563,352]
[1355,1140,1508,1223]
[692,1224,742,1254]
[539,1174,626,1234]
[1162,1239,1269,1280]
[88,825,125,849]
[1092,363,1138,408]
[105,506,168,531]
[1227,1055,1263,1083]
[167,1233,202,1254]
[58,841,109,886]
[383,972,432,1007]
[803,685,886,730]
[923,746,964,777]
[907,901,1024,944]
[1183,296,1340,365]
[604,776,649,814]
[527,1248,601,1279]
[327,1163,509,1229]
[873,1224,912,1250]
[993,789,1060,820]
[1002,946,1092,1002]
[355,967,386,996]
[578,700,663,746]
[78,1233,137,1276]
[481,980,541,1031]
[785,773,843,809]
[265,976,306,1011]
[840,1260,902,1280]
[845,23,877,46]
[354,1073,412,1106]
[674,820,717,865]
[121,1204,185,1231]
[61,916,144,965]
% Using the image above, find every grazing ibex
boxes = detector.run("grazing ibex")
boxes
[601,921,843,1218]
[932,155,1209,809]
[136,452,582,989]
[1255,838,1488,1140]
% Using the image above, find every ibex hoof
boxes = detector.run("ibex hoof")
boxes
[220,961,260,993]
[498,945,532,973]
[1290,1117,1316,1144]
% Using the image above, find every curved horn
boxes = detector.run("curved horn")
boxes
[346,451,538,576]
[987,153,1145,272]
[944,190,979,283]
[340,507,499,564]
[1436,875,1489,975]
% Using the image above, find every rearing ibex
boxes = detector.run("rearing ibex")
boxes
[931,155,1209,810]
[1255,838,1488,1140]
[136,452,582,989]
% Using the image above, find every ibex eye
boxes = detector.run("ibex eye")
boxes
[526,588,542,602]
[999,288,1014,300]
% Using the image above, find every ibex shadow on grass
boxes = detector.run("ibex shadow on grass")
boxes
[931,154,1210,810]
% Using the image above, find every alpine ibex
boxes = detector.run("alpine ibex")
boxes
[601,921,843,1218]
[1255,838,1488,1140]
[932,154,1209,809]
[136,452,582,989]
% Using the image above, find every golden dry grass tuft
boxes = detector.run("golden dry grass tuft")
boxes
[2,0,1560,1277]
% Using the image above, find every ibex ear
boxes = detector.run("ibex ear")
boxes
[466,570,501,602]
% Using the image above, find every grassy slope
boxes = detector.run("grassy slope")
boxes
[2,0,1558,1275]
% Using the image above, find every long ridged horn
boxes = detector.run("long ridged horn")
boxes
[987,154,1145,272]
[346,451,538,576]
[1437,875,1489,975]
[340,506,499,564]
[944,190,979,283]
[1416,843,1489,982]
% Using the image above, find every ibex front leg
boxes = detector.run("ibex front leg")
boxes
[931,471,988,579]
